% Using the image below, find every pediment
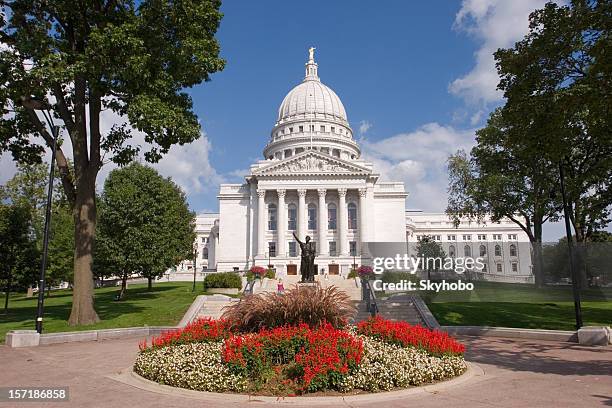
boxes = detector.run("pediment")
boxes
[253,151,371,176]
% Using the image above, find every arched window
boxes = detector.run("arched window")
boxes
[268,204,277,230]
[464,245,471,257]
[287,204,297,230]
[308,203,317,230]
[328,203,337,230]
[202,247,209,260]
[494,244,502,257]
[449,245,456,257]
[348,203,357,229]
[509,244,517,257]
[479,245,487,257]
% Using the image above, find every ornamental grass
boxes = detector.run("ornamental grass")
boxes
[221,285,356,332]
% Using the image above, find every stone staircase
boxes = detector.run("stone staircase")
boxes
[353,294,439,328]
[195,294,238,320]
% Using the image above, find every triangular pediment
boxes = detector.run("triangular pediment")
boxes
[253,150,371,176]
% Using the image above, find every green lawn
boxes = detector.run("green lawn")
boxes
[0,282,206,343]
[420,282,612,331]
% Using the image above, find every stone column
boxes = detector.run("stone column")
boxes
[338,188,348,256]
[297,189,307,240]
[317,189,328,256]
[359,188,368,254]
[277,189,286,257]
[257,189,266,257]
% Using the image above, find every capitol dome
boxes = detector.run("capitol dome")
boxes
[264,48,360,161]
[276,77,348,125]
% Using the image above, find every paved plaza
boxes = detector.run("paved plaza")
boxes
[0,335,610,407]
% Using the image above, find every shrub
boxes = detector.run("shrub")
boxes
[357,316,465,356]
[381,270,418,284]
[265,268,275,279]
[222,285,356,332]
[203,272,242,290]
[139,318,231,350]
[223,323,363,393]
[347,269,358,279]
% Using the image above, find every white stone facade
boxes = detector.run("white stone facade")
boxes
[179,50,533,283]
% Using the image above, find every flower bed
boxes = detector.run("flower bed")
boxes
[134,315,467,396]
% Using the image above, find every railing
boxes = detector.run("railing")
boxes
[242,279,256,296]
[361,279,378,317]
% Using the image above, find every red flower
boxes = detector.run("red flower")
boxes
[357,315,465,356]
[140,318,232,351]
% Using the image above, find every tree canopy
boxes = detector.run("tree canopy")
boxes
[96,162,195,298]
[0,0,225,324]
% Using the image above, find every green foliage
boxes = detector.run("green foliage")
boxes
[203,272,242,290]
[347,269,358,279]
[415,235,446,272]
[46,205,75,286]
[96,163,196,291]
[0,204,39,309]
[265,269,275,279]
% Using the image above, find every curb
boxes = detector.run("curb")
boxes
[107,362,484,405]
[442,326,579,343]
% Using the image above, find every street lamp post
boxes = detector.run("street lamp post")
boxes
[559,161,583,329]
[192,242,197,292]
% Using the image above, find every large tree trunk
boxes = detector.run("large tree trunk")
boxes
[67,177,100,326]
[118,271,128,300]
[532,221,545,288]
[147,276,153,291]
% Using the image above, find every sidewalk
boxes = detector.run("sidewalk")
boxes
[0,335,610,407]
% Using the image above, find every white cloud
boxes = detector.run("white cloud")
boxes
[361,123,476,212]
[358,120,372,135]
[449,0,551,106]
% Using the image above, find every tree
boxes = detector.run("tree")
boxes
[415,235,446,281]
[494,0,612,287]
[447,110,560,287]
[1,162,75,293]
[96,163,195,299]
[0,1,225,324]
[0,203,39,312]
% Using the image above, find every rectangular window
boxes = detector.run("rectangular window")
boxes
[349,241,357,256]
[496,263,503,273]
[331,126,335,133]
[512,262,518,272]
[478,234,487,240]
[288,207,297,230]
[508,234,517,240]
[268,242,276,257]
[329,241,337,256]
[328,207,337,230]
[463,235,472,241]
[289,127,293,133]
[447,235,456,241]
[288,242,297,257]
[298,125,303,132]
[310,125,315,131]
[493,234,502,240]
[308,207,317,230]
[320,125,325,132]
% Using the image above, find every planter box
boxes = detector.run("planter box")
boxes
[208,288,239,295]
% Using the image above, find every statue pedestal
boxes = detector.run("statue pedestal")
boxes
[296,282,320,290]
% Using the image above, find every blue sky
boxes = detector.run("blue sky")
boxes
[0,0,583,240]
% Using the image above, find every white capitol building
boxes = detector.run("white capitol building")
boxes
[178,49,533,284]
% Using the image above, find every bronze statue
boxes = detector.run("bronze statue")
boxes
[293,232,316,282]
